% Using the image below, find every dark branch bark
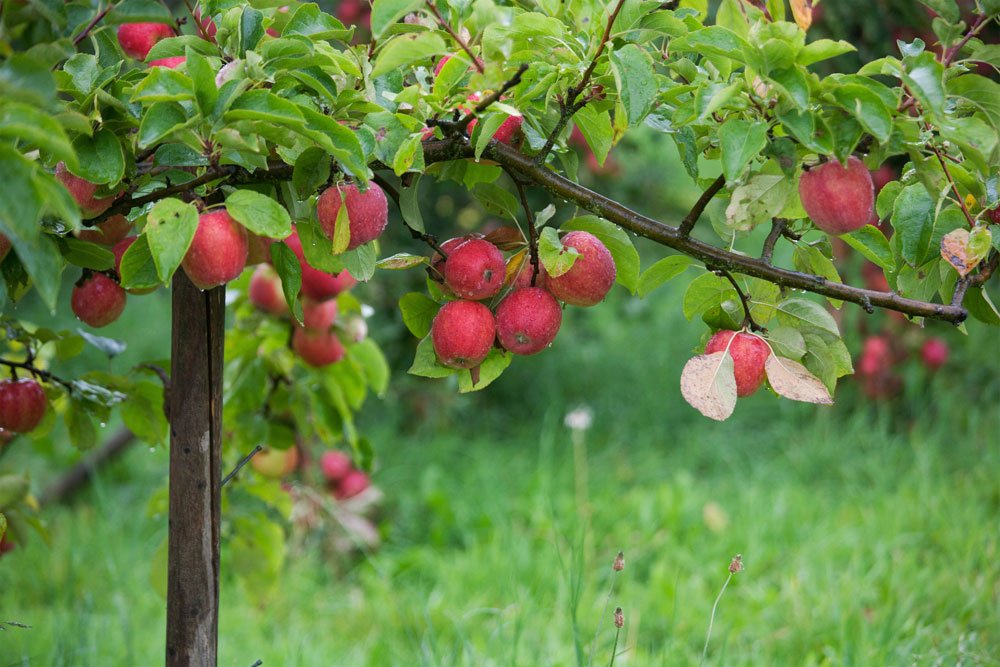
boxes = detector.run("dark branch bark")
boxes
[222,446,262,487]
[39,428,135,505]
[511,175,540,286]
[678,175,726,237]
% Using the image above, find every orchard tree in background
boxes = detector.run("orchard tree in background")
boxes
[1,0,999,662]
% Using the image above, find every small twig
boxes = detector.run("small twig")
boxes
[700,555,742,667]
[222,446,263,487]
[511,174,540,286]
[0,358,73,391]
[715,269,764,332]
[424,0,484,73]
[72,2,116,46]
[136,362,171,420]
[249,660,263,667]
[952,251,999,307]
[0,621,31,631]
[370,173,448,257]
[182,0,213,42]
[926,131,976,227]
[942,13,988,67]
[760,218,799,264]
[678,175,726,237]
[452,64,528,135]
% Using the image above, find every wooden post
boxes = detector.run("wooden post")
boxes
[165,272,225,666]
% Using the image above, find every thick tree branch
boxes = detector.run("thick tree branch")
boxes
[417,140,969,324]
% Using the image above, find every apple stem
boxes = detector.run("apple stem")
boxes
[510,174,541,286]
[715,269,766,333]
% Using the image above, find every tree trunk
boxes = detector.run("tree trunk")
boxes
[165,272,225,666]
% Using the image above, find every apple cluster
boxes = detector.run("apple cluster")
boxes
[427,230,617,371]
[250,446,370,501]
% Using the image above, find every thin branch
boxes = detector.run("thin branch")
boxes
[446,64,529,135]
[534,0,627,165]
[926,132,976,227]
[0,358,74,391]
[425,1,484,73]
[182,0,213,42]
[222,446,263,487]
[715,269,764,332]
[942,13,988,67]
[951,251,999,307]
[760,218,799,264]
[511,175,540,286]
[72,2,116,46]
[678,175,726,237]
[371,173,448,257]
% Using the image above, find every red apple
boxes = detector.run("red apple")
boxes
[0,378,46,433]
[283,228,357,300]
[798,156,875,235]
[334,469,370,500]
[431,300,496,369]
[55,162,118,219]
[71,273,126,328]
[181,209,248,290]
[246,232,275,265]
[317,182,389,250]
[320,450,352,482]
[509,256,549,290]
[292,327,345,367]
[920,337,949,370]
[547,231,616,307]
[0,235,10,263]
[704,330,771,397]
[302,298,338,330]
[496,287,562,355]
[248,265,288,315]
[75,214,131,245]
[858,335,892,376]
[443,238,505,300]
[148,56,185,68]
[117,23,174,60]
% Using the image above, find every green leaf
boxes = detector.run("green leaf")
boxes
[774,297,839,335]
[119,235,160,291]
[61,238,114,271]
[370,0,423,39]
[226,90,304,126]
[76,330,126,358]
[0,54,57,107]
[964,285,1000,325]
[72,129,125,185]
[768,67,810,110]
[0,474,29,507]
[238,6,265,57]
[331,193,351,255]
[638,255,694,298]
[130,67,195,103]
[351,338,390,398]
[560,216,640,294]
[399,292,441,340]
[107,0,173,24]
[458,349,512,393]
[538,227,580,278]
[683,272,736,320]
[842,225,894,270]
[901,52,945,117]
[918,0,960,22]
[0,103,76,167]
[725,174,792,231]
[776,107,833,155]
[573,106,613,166]
[372,32,447,78]
[121,381,168,446]
[891,184,965,267]
[284,3,351,41]
[226,190,292,239]
[184,48,218,116]
[294,220,343,273]
[718,119,767,181]
[376,253,427,270]
[297,106,369,180]
[341,244,376,282]
[292,146,331,198]
[138,102,188,149]
[798,39,856,67]
[145,198,199,284]
[399,176,425,234]
[792,243,842,307]
[831,84,893,143]
[270,242,303,324]
[66,401,97,450]
[609,44,658,127]
[408,335,455,378]
[949,74,1000,137]
[765,325,806,360]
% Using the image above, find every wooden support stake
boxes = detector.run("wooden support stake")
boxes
[165,272,225,666]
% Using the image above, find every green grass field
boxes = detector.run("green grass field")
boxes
[1,281,998,666]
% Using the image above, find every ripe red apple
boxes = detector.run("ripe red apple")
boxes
[496,287,562,355]
[246,232,275,265]
[920,337,949,370]
[75,214,131,245]
[117,23,175,60]
[283,229,356,300]
[317,182,389,250]
[704,330,771,397]
[55,162,118,219]
[334,469,370,500]
[547,231,616,306]
[431,300,496,369]
[467,114,523,146]
[193,9,217,42]
[148,56,185,69]
[248,265,288,315]
[986,207,1000,225]
[302,298,338,330]
[0,378,46,433]
[320,450,352,482]
[251,446,299,478]
[858,335,892,376]
[292,327,346,367]
[72,273,126,328]
[443,238,505,300]
[433,54,453,77]
[798,156,875,235]
[430,236,473,277]
[181,209,248,290]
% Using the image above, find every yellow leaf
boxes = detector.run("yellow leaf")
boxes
[791,0,812,31]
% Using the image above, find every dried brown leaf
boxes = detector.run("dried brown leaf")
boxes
[680,351,737,421]
[765,355,833,405]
